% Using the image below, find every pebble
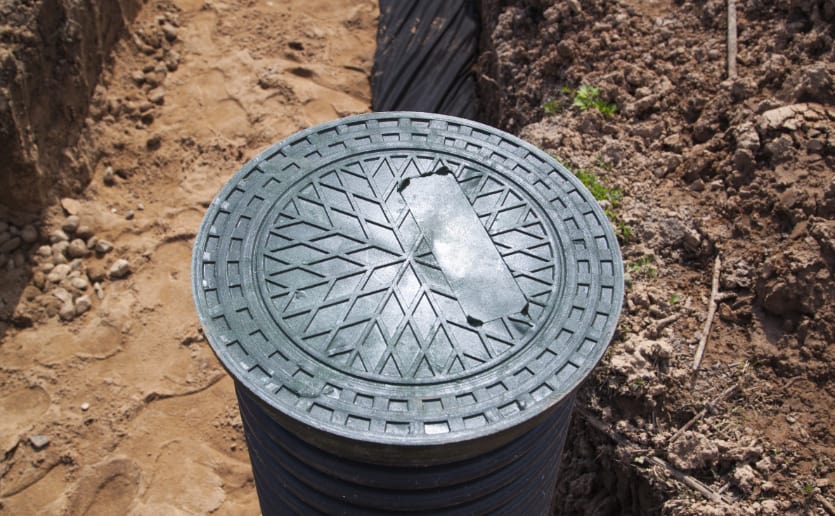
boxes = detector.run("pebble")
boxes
[59,301,76,321]
[148,88,165,105]
[61,198,81,215]
[28,435,50,450]
[161,23,178,41]
[62,215,80,234]
[0,236,21,253]
[95,240,114,254]
[21,225,38,243]
[86,236,98,249]
[109,259,132,279]
[0,231,9,245]
[93,282,104,300]
[52,240,69,258]
[0,221,7,232]
[52,287,72,304]
[147,134,163,151]
[13,252,23,268]
[75,295,92,315]
[76,225,95,240]
[164,50,180,72]
[81,402,90,411]
[48,264,72,283]
[33,272,46,289]
[137,203,145,211]
[130,70,145,85]
[125,210,135,220]
[67,239,90,258]
[49,229,69,243]
[37,245,52,257]
[103,167,116,186]
[71,277,89,291]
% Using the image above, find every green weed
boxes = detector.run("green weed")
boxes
[629,255,657,278]
[572,85,617,116]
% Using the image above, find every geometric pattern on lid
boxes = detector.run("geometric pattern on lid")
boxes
[192,112,624,452]
[259,154,557,383]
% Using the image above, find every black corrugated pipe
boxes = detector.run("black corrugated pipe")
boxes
[192,112,624,515]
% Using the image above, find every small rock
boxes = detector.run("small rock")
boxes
[161,23,178,41]
[47,264,72,283]
[37,245,52,257]
[93,282,104,300]
[52,287,72,304]
[21,225,38,243]
[146,135,162,151]
[62,215,80,234]
[67,239,90,258]
[81,402,90,411]
[75,295,92,315]
[137,203,145,211]
[130,70,145,85]
[61,198,81,215]
[33,272,46,289]
[0,236,21,253]
[0,221,7,232]
[70,277,89,290]
[109,259,132,279]
[688,178,705,192]
[28,435,50,450]
[103,167,116,186]
[49,229,69,243]
[76,225,95,240]
[125,210,135,220]
[95,240,114,254]
[164,50,180,71]
[59,301,76,321]
[148,88,165,105]
[86,236,98,250]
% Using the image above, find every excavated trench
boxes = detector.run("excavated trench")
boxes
[1,0,664,513]
[0,0,141,211]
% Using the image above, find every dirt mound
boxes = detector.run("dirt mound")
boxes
[480,0,834,512]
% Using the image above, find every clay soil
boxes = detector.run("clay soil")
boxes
[478,0,834,513]
[0,0,833,515]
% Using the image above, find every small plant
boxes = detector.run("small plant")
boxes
[571,167,632,242]
[801,483,815,495]
[629,255,657,278]
[669,293,682,305]
[542,98,560,115]
[572,85,617,116]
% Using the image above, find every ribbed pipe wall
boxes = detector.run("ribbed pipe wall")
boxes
[236,384,575,515]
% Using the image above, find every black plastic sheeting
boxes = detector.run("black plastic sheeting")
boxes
[371,0,480,119]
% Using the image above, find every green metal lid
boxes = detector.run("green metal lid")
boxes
[191,112,623,464]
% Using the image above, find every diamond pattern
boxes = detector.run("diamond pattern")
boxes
[259,154,558,380]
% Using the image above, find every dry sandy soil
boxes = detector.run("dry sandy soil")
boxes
[0,0,376,514]
[1,0,834,514]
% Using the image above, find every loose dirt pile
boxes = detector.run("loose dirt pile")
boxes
[0,1,376,514]
[479,0,834,513]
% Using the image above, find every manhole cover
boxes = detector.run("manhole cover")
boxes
[192,112,623,463]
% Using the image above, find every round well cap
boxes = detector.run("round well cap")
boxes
[192,112,623,464]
